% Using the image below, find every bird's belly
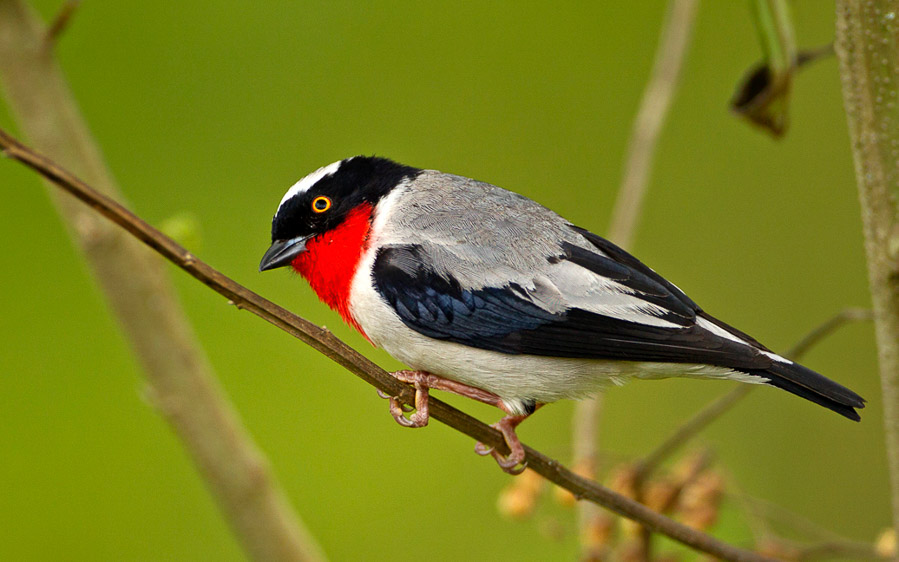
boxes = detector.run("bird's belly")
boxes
[368,316,748,409]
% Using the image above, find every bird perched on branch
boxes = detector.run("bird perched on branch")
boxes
[260,156,865,473]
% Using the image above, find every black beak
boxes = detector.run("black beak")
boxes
[259,236,309,271]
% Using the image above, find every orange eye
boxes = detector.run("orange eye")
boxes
[311,196,332,213]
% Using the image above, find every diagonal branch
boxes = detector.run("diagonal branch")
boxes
[0,128,775,562]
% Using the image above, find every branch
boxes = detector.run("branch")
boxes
[635,307,873,481]
[573,0,699,556]
[835,0,899,542]
[0,2,324,560]
[0,129,775,562]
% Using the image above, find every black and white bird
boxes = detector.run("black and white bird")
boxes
[260,156,865,473]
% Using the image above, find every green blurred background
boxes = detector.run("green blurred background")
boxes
[0,1,887,560]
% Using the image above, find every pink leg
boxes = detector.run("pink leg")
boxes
[473,414,529,474]
[379,370,540,474]
[474,403,544,475]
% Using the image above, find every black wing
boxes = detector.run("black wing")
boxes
[371,235,771,371]
[570,226,768,350]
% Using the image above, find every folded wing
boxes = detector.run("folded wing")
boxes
[371,227,771,371]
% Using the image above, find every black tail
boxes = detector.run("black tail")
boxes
[751,361,865,421]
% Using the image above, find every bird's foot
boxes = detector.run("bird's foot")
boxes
[380,370,507,428]
[378,370,432,428]
[378,370,534,474]
[474,414,529,475]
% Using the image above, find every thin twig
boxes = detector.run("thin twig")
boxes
[741,496,887,560]
[788,308,872,359]
[732,440,886,561]
[0,128,775,562]
[573,0,700,556]
[791,540,886,561]
[739,493,850,543]
[606,0,700,249]
[637,385,752,482]
[635,307,873,481]
[45,0,79,44]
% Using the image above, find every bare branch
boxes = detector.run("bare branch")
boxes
[638,385,752,482]
[0,128,775,562]
[787,308,873,359]
[635,307,873,481]
[741,494,888,560]
[607,0,699,249]
[740,493,851,543]
[791,540,888,561]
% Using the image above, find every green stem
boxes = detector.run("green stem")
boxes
[752,0,797,76]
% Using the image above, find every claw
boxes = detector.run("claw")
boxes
[378,389,413,411]
[481,414,529,474]
[387,397,415,427]
[381,373,431,428]
[492,449,527,475]
[474,442,494,456]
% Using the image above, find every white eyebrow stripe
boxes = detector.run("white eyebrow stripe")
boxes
[277,159,349,212]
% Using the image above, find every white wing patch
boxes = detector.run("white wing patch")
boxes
[533,261,681,328]
[696,316,750,346]
[278,158,350,212]
[761,350,792,364]
[696,317,790,365]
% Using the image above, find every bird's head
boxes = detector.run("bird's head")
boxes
[259,156,420,272]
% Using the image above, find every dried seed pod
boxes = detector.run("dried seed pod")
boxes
[643,476,679,513]
[677,471,724,531]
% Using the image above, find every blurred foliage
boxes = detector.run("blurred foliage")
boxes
[0,1,887,560]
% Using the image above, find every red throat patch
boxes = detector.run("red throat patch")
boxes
[291,204,373,336]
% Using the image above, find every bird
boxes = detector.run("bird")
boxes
[260,156,865,473]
